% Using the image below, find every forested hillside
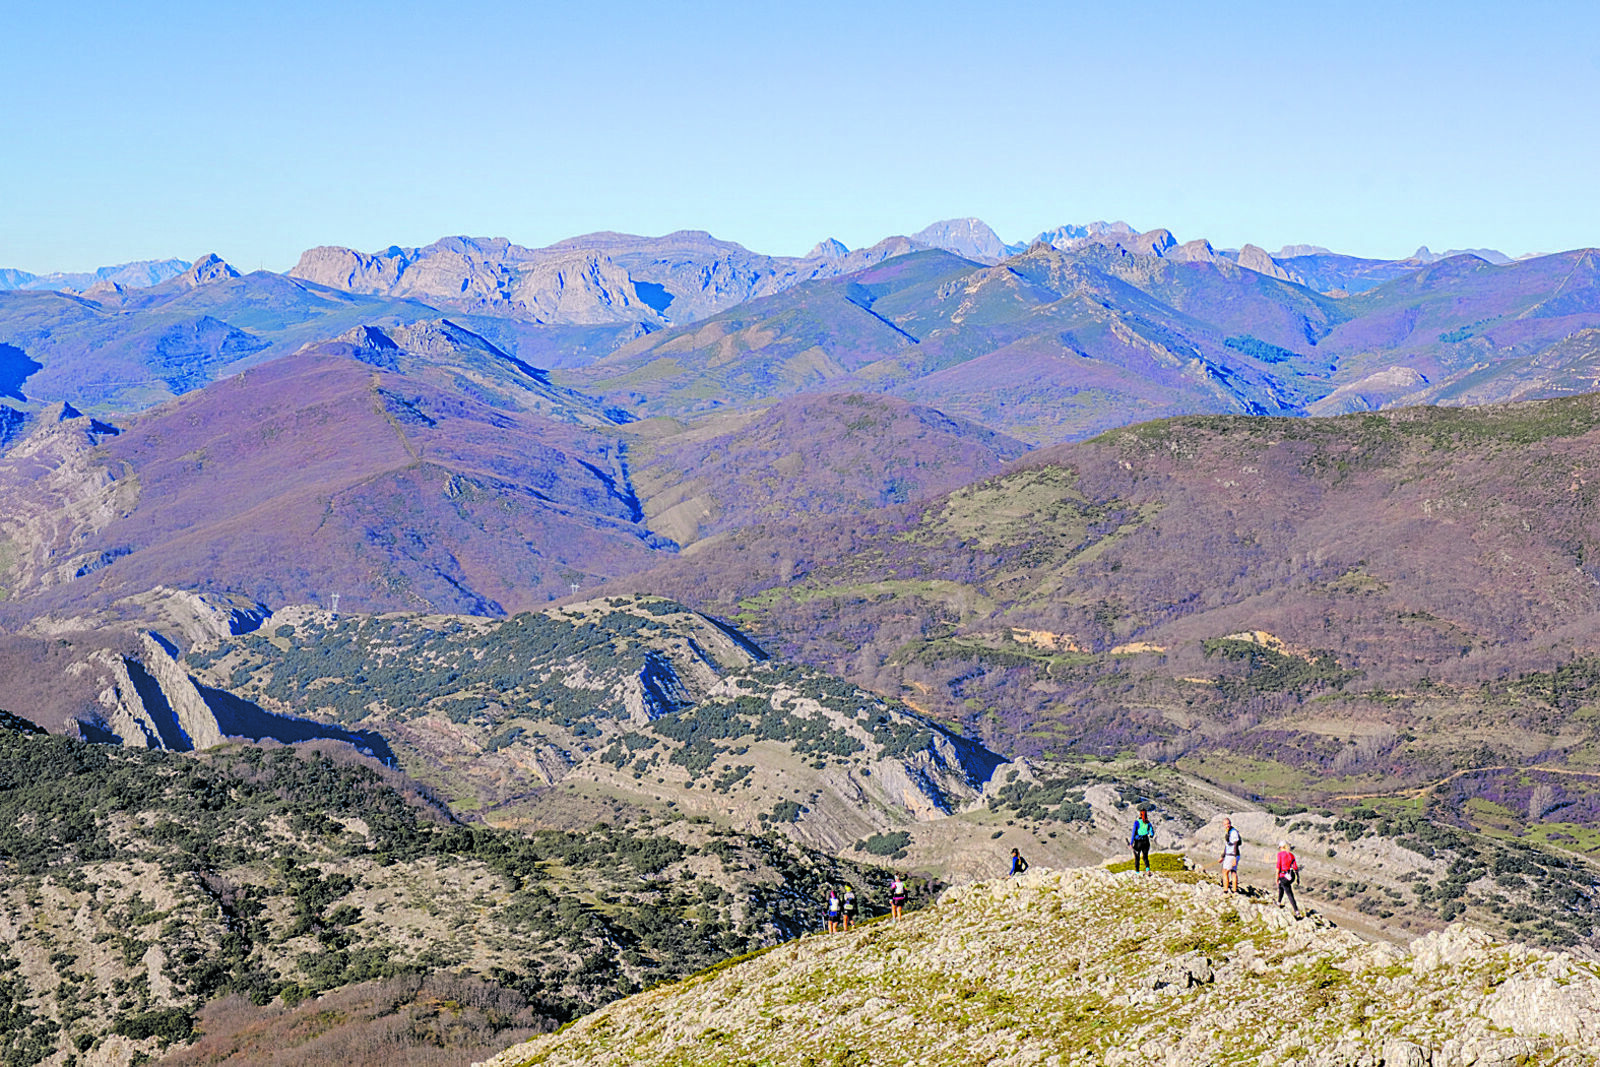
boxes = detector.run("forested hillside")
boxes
[0,721,901,1065]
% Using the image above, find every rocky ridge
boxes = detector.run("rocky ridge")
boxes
[479,866,1600,1067]
[288,231,959,327]
[295,318,622,427]
[187,596,1009,850]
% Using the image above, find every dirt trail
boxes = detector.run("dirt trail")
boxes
[1330,764,1600,802]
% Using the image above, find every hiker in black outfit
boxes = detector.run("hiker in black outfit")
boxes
[841,884,859,931]
[1130,809,1154,874]
[1009,848,1029,876]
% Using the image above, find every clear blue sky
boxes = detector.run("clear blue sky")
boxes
[4,0,1598,273]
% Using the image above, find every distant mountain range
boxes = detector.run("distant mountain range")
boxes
[0,257,190,292]
[5,218,1521,304]
[558,242,1600,442]
[4,222,1600,634]
[0,221,1566,432]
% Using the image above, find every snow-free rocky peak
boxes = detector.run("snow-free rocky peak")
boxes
[177,253,240,287]
[912,217,1009,262]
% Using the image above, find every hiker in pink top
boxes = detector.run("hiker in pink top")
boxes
[1276,841,1301,917]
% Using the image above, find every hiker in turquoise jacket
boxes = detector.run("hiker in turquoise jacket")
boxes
[1130,809,1154,874]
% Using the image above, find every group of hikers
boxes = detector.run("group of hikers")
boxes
[823,873,907,932]
[825,811,1305,932]
[1013,810,1306,917]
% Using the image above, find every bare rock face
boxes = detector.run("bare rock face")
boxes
[137,632,224,749]
[1033,220,1138,250]
[291,239,660,325]
[0,411,137,602]
[87,636,225,750]
[289,245,410,292]
[1167,238,1221,264]
[109,587,269,649]
[1236,243,1296,281]
[177,253,240,287]
[1122,227,1179,257]
[506,252,653,323]
[82,278,128,302]
[912,218,1009,262]
[1307,365,1431,416]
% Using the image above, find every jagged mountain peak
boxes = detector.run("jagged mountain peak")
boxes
[809,237,849,259]
[177,253,240,287]
[912,217,1008,261]
[1235,243,1296,281]
[316,318,512,365]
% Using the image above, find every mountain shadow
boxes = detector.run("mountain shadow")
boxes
[0,343,41,401]
[197,683,396,764]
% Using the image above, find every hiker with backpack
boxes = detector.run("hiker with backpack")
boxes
[1009,848,1029,877]
[1130,809,1155,875]
[889,874,906,921]
[1276,841,1301,916]
[841,884,859,931]
[1217,818,1243,894]
[825,886,842,933]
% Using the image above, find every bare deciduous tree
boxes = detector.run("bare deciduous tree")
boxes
[1528,782,1556,821]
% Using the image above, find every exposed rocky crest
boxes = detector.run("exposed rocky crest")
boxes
[291,239,658,325]
[286,228,980,329]
[176,253,241,287]
[480,866,1600,1067]
[89,632,225,750]
[911,217,1009,262]
[297,318,620,427]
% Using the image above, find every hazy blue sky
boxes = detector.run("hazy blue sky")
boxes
[4,0,1598,272]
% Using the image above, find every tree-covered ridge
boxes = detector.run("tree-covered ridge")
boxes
[0,726,900,1065]
[185,597,1001,833]
[190,598,752,730]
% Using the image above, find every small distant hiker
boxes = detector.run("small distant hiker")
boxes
[841,885,859,932]
[825,886,842,933]
[1130,809,1155,875]
[889,874,906,921]
[1009,848,1029,877]
[1276,841,1301,916]
[1218,818,1243,894]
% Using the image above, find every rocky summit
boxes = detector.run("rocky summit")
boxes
[479,866,1600,1067]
